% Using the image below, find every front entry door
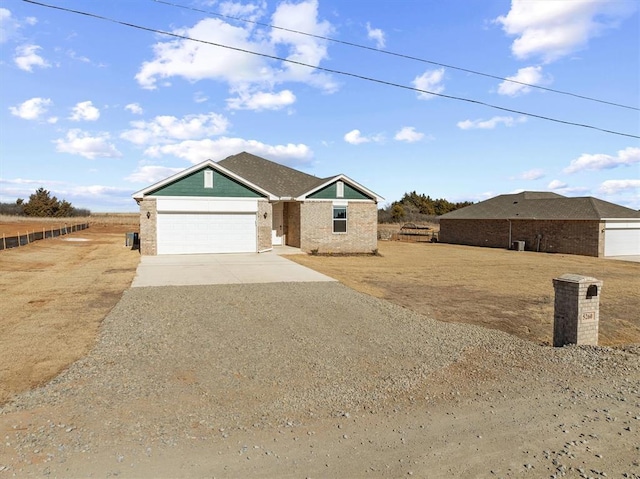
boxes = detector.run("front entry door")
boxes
[271,202,284,246]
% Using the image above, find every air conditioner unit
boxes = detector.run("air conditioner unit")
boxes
[512,240,525,251]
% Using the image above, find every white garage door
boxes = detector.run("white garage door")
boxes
[604,228,640,256]
[157,212,257,254]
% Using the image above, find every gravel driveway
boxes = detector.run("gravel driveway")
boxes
[2,282,639,477]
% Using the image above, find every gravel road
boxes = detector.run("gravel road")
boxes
[1,282,639,478]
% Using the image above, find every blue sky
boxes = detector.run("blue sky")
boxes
[1,0,638,212]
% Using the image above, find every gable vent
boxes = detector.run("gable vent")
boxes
[204,170,214,189]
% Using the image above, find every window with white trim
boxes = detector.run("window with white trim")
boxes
[204,170,214,188]
[336,181,344,198]
[333,206,347,233]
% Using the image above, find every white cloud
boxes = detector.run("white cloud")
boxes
[547,179,567,189]
[394,126,424,143]
[136,18,269,90]
[121,113,230,146]
[14,44,50,72]
[457,116,526,130]
[412,68,445,100]
[125,165,183,183]
[343,129,384,145]
[599,179,640,195]
[547,180,590,195]
[70,185,130,197]
[495,0,637,63]
[54,129,122,159]
[125,103,144,115]
[136,1,337,94]
[344,130,369,145]
[498,66,551,96]
[67,49,90,63]
[512,168,545,181]
[194,91,208,103]
[269,0,336,90]
[69,101,100,121]
[563,147,640,174]
[219,1,266,22]
[144,137,312,165]
[227,89,296,111]
[9,97,52,120]
[366,22,386,48]
[0,8,18,43]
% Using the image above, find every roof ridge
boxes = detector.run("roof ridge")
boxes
[222,151,321,180]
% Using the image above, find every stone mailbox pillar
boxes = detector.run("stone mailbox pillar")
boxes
[552,274,602,347]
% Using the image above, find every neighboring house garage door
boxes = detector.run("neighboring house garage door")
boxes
[157,212,257,254]
[604,223,640,256]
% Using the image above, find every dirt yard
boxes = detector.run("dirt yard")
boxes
[288,240,640,346]
[0,215,139,404]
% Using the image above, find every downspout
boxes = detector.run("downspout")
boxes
[508,219,512,249]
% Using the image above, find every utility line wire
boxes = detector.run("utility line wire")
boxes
[152,0,639,112]
[22,0,640,139]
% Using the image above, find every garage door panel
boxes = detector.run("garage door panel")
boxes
[604,229,640,256]
[157,213,257,254]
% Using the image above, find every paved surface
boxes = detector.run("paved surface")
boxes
[131,249,336,287]
[606,255,640,263]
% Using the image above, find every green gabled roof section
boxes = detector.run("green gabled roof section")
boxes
[219,152,384,202]
[440,191,640,220]
[147,166,264,198]
[132,159,276,201]
[299,174,383,202]
[132,152,384,203]
[308,179,373,200]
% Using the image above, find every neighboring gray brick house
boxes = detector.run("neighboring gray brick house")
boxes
[439,191,640,257]
[132,152,383,255]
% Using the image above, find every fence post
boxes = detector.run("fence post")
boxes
[2,233,5,250]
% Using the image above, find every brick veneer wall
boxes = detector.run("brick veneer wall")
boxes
[439,219,602,257]
[138,198,157,255]
[553,274,602,346]
[257,200,272,252]
[300,201,378,253]
[284,202,301,247]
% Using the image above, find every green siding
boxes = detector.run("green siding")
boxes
[148,167,264,198]
[309,181,371,200]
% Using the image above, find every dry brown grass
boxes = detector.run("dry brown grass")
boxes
[0,229,140,405]
[288,240,640,346]
[0,213,138,236]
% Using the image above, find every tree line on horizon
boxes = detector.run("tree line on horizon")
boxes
[0,187,90,217]
[378,191,473,224]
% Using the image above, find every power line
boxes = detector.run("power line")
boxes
[22,0,640,140]
[152,0,639,112]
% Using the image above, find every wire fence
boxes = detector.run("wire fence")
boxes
[0,223,90,251]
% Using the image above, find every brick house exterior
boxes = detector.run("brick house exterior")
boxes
[439,192,640,257]
[132,152,383,255]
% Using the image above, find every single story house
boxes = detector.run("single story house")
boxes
[439,191,640,257]
[132,151,383,255]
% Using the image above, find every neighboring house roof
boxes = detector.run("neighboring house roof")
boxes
[440,191,640,220]
[132,151,384,202]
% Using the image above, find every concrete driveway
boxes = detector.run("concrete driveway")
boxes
[131,249,336,287]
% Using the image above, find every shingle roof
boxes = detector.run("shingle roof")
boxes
[218,151,328,197]
[440,191,640,220]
